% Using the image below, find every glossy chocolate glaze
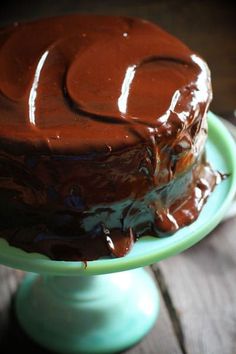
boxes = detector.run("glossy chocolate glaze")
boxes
[0,14,220,261]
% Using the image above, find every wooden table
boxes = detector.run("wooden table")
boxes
[0,1,235,353]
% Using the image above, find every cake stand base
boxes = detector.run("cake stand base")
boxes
[15,268,159,354]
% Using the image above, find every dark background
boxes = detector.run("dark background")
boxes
[0,0,235,121]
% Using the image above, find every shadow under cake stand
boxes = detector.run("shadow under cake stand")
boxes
[0,112,236,354]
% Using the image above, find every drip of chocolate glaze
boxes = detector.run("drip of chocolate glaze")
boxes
[103,226,135,258]
[154,162,222,235]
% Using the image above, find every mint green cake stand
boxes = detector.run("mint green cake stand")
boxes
[0,112,236,354]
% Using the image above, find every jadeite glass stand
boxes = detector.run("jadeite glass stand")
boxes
[0,113,236,354]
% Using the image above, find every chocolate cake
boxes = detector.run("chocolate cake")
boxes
[0,14,221,261]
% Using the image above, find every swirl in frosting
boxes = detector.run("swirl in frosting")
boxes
[0,15,211,155]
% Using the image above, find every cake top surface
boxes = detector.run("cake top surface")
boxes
[0,14,211,154]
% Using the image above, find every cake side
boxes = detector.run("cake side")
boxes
[0,150,220,260]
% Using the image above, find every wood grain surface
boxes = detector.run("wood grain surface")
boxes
[153,217,236,354]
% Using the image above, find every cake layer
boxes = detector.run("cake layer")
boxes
[0,153,220,261]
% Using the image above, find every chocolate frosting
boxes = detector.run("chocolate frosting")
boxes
[0,14,220,261]
[0,14,211,154]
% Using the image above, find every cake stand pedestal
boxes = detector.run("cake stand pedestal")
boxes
[16,268,158,353]
[0,112,236,354]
